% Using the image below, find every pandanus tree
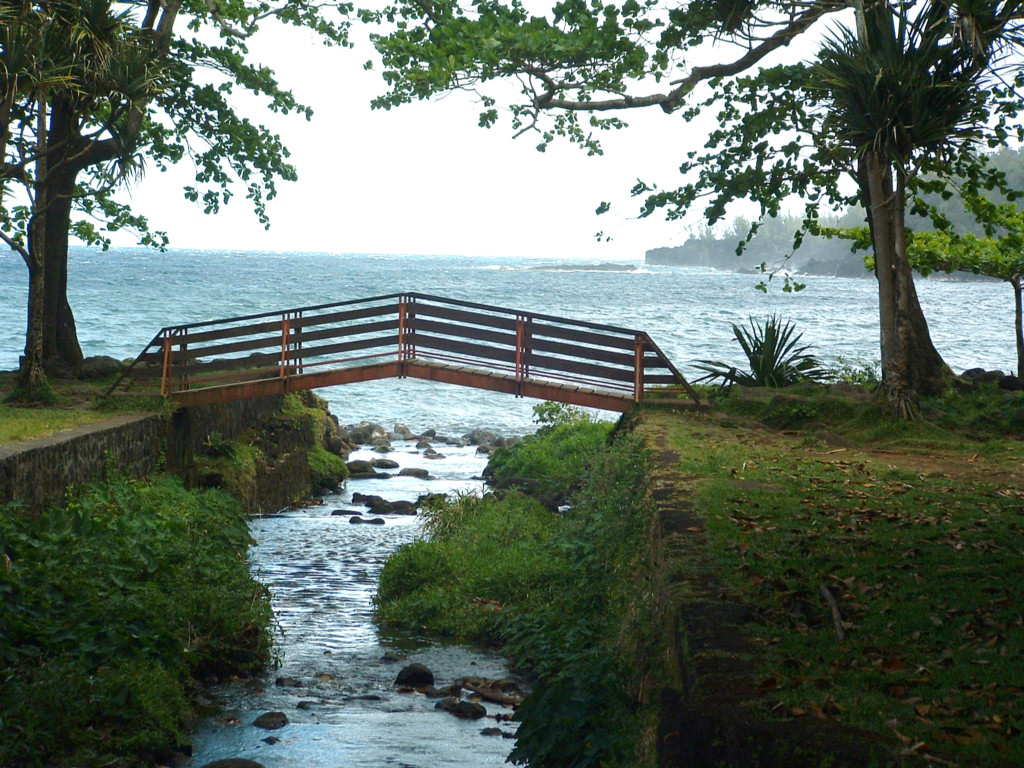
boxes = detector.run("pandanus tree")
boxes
[367,0,1024,416]
[1,1,156,400]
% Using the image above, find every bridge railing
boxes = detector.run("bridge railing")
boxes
[112,292,698,404]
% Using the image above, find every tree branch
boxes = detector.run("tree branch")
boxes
[532,2,844,114]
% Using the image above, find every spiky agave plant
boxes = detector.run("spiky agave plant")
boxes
[695,315,828,387]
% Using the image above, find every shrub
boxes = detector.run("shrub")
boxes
[0,476,271,767]
[695,315,828,388]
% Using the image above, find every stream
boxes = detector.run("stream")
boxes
[186,440,519,768]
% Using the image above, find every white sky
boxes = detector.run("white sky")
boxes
[111,19,762,260]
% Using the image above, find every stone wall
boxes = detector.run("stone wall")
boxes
[0,394,342,515]
[0,414,165,511]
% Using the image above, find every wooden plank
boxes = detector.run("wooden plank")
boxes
[173,318,399,361]
[527,321,635,351]
[281,334,400,362]
[643,374,681,385]
[172,362,402,407]
[410,318,517,348]
[403,361,633,412]
[527,352,635,383]
[413,334,518,365]
[529,336,635,367]
[413,303,518,332]
[288,303,399,331]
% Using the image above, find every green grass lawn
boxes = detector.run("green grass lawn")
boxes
[646,384,1024,766]
[0,370,166,444]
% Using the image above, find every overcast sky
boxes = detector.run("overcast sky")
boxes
[113,20,737,261]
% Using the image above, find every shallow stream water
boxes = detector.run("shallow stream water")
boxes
[186,441,519,768]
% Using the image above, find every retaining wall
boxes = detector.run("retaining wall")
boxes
[0,414,164,511]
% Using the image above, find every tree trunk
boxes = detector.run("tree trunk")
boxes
[1013,274,1023,380]
[41,95,83,372]
[16,91,52,402]
[863,152,947,418]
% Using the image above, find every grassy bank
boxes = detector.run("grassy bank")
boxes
[0,370,167,444]
[0,476,272,767]
[641,382,1023,767]
[375,406,666,768]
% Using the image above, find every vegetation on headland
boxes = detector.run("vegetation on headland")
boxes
[0,476,272,768]
[377,382,1023,767]
[376,405,660,767]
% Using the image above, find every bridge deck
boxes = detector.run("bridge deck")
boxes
[109,292,699,410]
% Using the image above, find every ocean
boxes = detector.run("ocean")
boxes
[0,248,1015,434]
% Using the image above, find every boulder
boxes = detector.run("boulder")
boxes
[350,516,385,525]
[371,458,400,469]
[253,711,289,730]
[463,428,499,446]
[373,445,392,454]
[395,662,434,687]
[367,499,396,515]
[399,467,431,479]
[200,761,266,768]
[419,428,437,438]
[415,439,433,450]
[999,374,1023,391]
[78,355,121,380]
[326,435,349,457]
[435,696,487,719]
[424,452,446,460]
[393,423,415,439]
[381,650,406,663]
[346,460,379,478]
[389,500,417,515]
[275,676,303,688]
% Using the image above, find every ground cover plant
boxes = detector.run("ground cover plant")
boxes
[646,385,1024,766]
[376,406,660,768]
[0,476,272,767]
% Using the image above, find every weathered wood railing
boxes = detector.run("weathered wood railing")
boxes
[109,293,699,411]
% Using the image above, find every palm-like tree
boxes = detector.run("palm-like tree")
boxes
[811,0,1023,416]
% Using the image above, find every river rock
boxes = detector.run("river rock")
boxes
[200,760,266,768]
[435,696,487,719]
[463,428,499,446]
[399,467,431,479]
[415,439,432,449]
[481,727,513,737]
[275,676,303,688]
[424,451,446,460]
[393,423,415,439]
[297,701,317,710]
[350,516,385,525]
[395,662,434,687]
[390,500,417,515]
[381,650,406,662]
[371,458,400,469]
[346,460,380,478]
[253,711,289,730]
[326,435,349,456]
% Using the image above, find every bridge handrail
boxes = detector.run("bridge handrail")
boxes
[107,292,700,405]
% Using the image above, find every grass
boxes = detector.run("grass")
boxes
[375,411,659,768]
[642,383,1024,766]
[0,370,168,444]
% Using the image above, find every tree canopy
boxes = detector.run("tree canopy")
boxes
[1,0,352,399]
[367,0,1024,413]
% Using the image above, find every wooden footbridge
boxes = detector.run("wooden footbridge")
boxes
[109,293,699,411]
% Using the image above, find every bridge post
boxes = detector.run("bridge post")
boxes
[633,335,645,402]
[160,331,173,397]
[515,315,526,397]
[398,296,407,377]
[280,313,292,382]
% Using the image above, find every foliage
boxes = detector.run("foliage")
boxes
[695,315,828,388]
[307,444,349,487]
[828,357,882,389]
[376,425,656,768]
[485,402,613,502]
[366,0,1024,410]
[0,476,272,767]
